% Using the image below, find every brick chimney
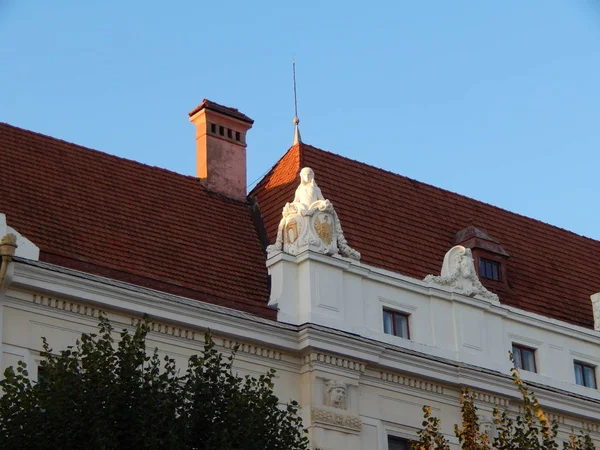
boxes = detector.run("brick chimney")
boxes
[189,99,254,200]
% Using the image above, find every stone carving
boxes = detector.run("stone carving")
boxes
[424,245,499,303]
[266,168,360,261]
[311,408,362,432]
[324,379,347,410]
[591,294,600,331]
[480,416,496,440]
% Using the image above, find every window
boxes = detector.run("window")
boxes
[388,436,410,450]
[479,258,501,281]
[235,131,241,141]
[574,362,597,388]
[383,309,409,339]
[37,366,46,383]
[210,123,216,134]
[227,128,233,138]
[512,344,536,372]
[219,125,225,136]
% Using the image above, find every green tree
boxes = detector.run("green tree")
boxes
[412,361,596,450]
[0,315,309,450]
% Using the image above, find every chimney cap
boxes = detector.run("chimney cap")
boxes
[188,99,254,125]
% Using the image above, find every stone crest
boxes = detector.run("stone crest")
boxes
[424,245,499,303]
[267,168,360,260]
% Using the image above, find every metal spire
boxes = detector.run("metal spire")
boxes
[292,59,302,145]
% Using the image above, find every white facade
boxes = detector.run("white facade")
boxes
[1,251,600,450]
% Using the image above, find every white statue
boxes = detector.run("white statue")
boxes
[267,167,360,260]
[424,245,499,302]
[324,379,347,410]
[293,167,327,213]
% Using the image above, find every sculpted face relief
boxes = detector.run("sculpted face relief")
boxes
[324,380,348,410]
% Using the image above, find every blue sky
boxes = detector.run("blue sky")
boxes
[1,1,599,240]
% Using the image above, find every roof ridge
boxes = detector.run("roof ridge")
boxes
[299,142,600,245]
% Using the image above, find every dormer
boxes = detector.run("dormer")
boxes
[453,225,509,291]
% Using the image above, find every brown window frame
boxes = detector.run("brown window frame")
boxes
[512,343,537,373]
[383,308,410,339]
[479,257,502,281]
[574,361,597,389]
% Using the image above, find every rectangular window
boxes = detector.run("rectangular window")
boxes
[512,344,536,372]
[479,258,501,281]
[388,436,410,450]
[383,309,409,339]
[210,123,216,134]
[574,362,597,388]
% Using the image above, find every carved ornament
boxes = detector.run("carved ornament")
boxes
[266,168,360,261]
[311,408,362,432]
[424,245,499,303]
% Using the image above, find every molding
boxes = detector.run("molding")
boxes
[378,296,418,312]
[303,352,365,373]
[222,338,282,361]
[570,349,600,364]
[311,407,362,433]
[379,371,444,395]
[508,333,544,347]
[131,317,201,342]
[583,422,600,434]
[32,293,101,319]
[547,412,566,425]
[473,390,510,408]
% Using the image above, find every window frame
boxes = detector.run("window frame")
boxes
[387,435,410,450]
[383,308,410,339]
[479,257,502,281]
[574,361,597,389]
[511,343,537,373]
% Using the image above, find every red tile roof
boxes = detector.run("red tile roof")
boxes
[0,123,274,319]
[251,143,600,329]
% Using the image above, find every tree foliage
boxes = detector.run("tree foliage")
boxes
[412,361,596,450]
[0,316,309,450]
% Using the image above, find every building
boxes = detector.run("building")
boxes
[0,100,599,449]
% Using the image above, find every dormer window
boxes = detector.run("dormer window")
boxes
[479,258,501,281]
[453,225,510,293]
